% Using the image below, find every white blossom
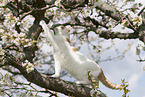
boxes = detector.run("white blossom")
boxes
[22,60,35,73]
[18,33,25,38]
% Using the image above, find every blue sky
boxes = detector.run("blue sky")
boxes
[95,1,145,96]
[103,1,145,96]
[98,39,145,97]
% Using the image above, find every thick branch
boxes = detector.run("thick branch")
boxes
[97,31,139,40]
[94,0,122,21]
[3,51,106,97]
[52,22,140,41]
[137,24,145,43]
[60,0,122,21]
[22,19,42,62]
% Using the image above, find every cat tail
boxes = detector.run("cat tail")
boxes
[98,70,123,90]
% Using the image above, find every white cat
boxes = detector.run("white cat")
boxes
[40,20,122,90]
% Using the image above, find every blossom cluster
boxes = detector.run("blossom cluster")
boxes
[22,60,35,73]
[2,32,36,47]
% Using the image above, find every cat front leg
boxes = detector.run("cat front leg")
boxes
[51,64,61,77]
[52,64,61,77]
[51,57,62,77]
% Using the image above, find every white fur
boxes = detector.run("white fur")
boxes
[40,20,102,84]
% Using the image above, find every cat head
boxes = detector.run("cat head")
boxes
[55,26,70,37]
[54,26,71,43]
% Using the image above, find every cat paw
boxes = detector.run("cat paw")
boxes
[50,74,59,77]
[75,81,89,85]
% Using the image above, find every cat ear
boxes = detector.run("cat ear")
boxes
[54,26,64,34]
[60,26,70,38]
[54,27,60,35]
[54,26,68,35]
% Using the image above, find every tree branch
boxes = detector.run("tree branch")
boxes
[3,51,106,97]
[97,31,139,40]
[94,0,122,21]
[2,66,21,76]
